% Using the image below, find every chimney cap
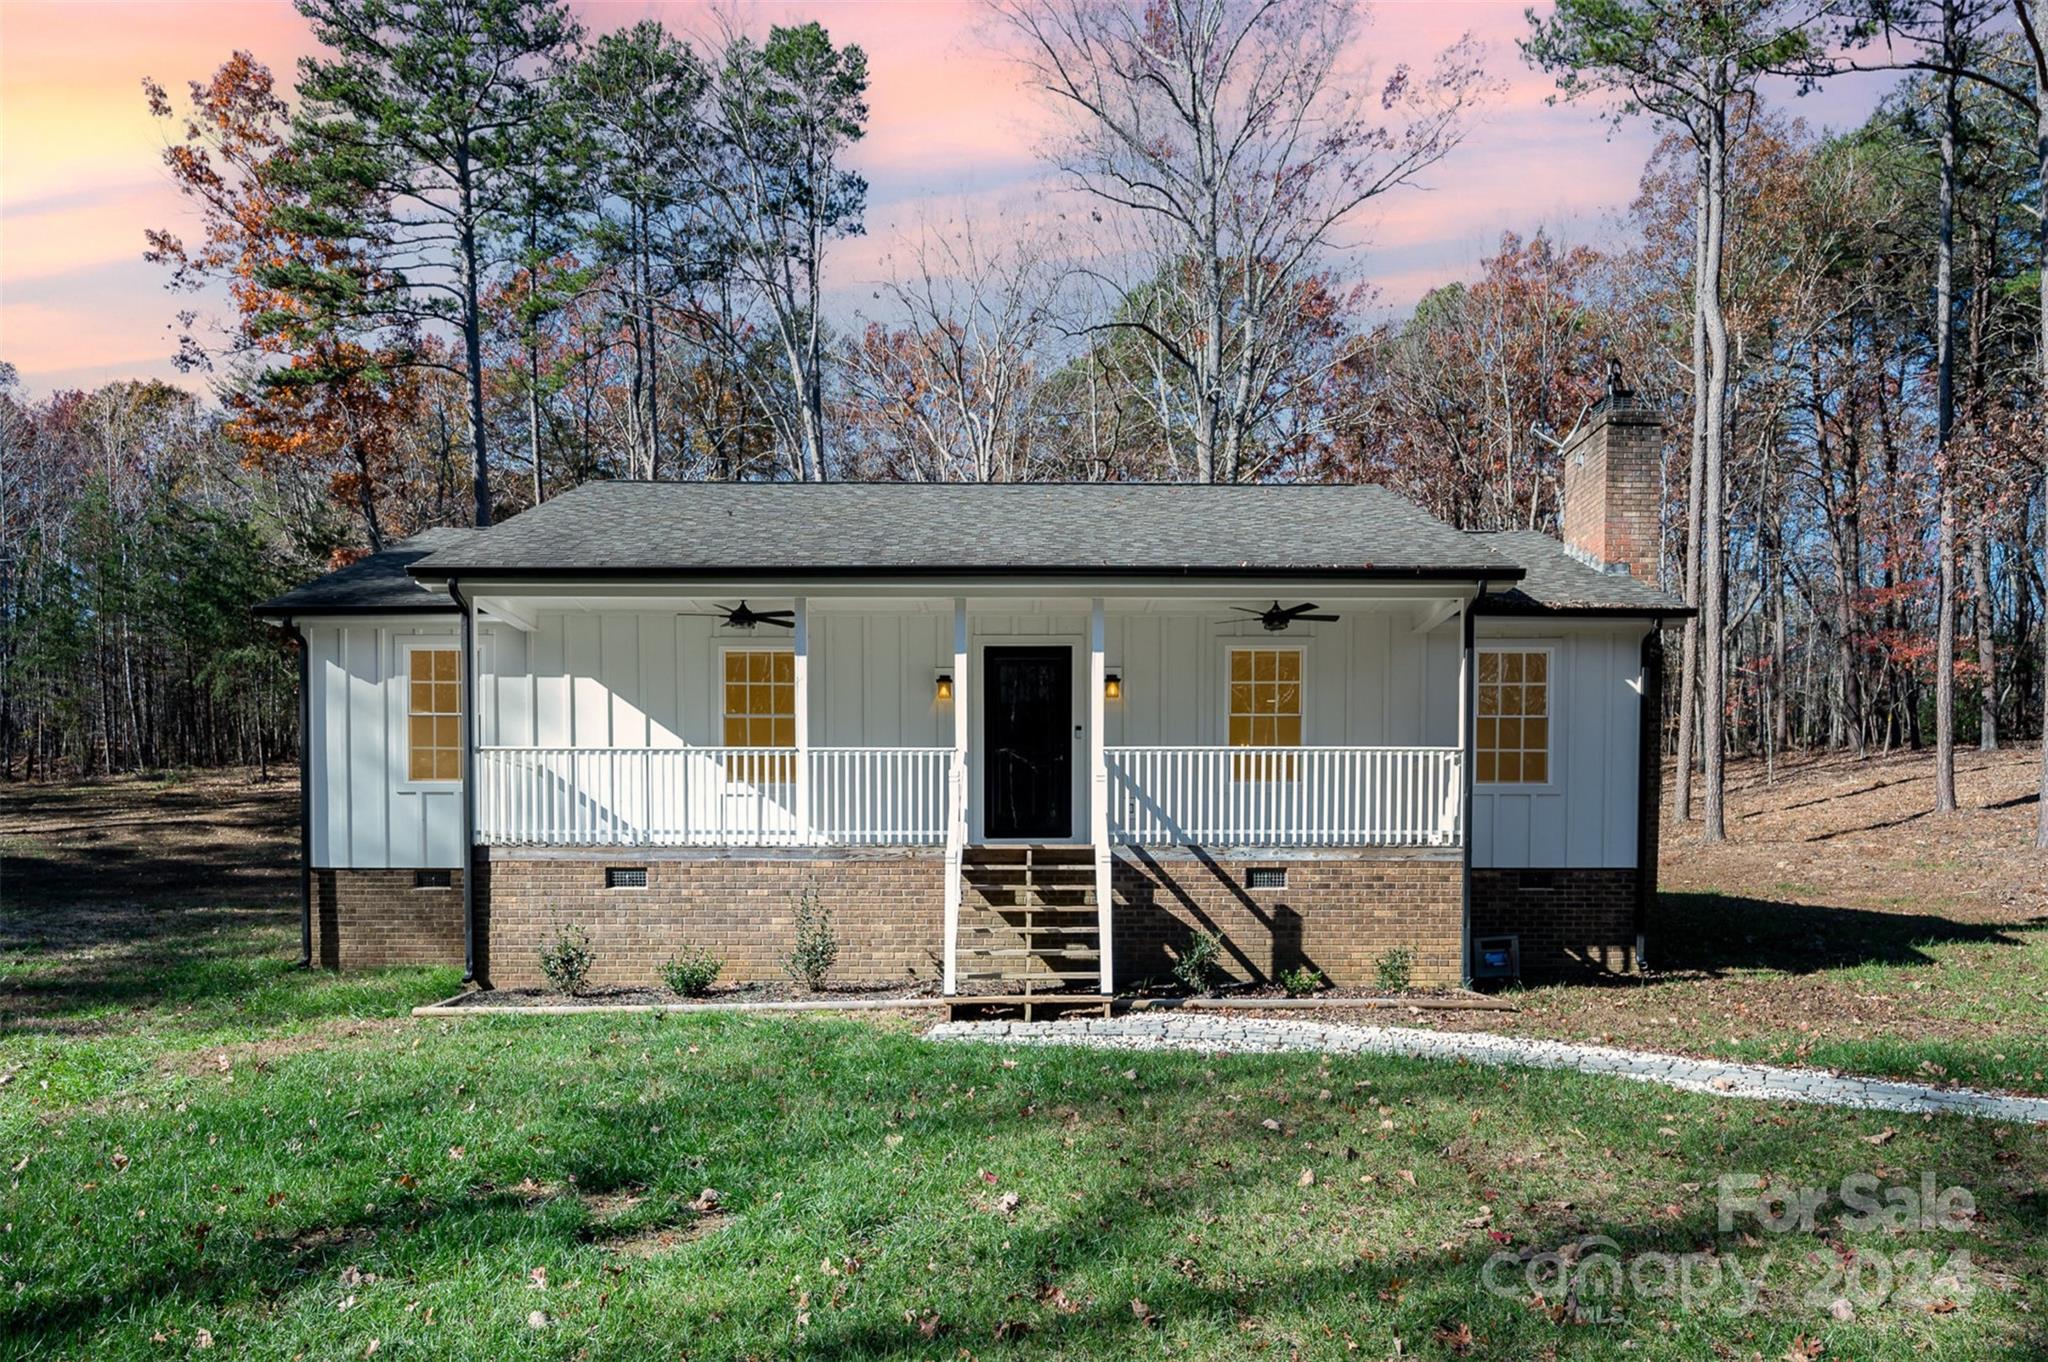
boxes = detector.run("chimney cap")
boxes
[1590,361,1655,419]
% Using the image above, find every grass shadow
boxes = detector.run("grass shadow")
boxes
[1649,891,2044,980]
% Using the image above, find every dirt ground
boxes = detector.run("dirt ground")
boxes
[1419,745,2048,1082]
[2,767,297,908]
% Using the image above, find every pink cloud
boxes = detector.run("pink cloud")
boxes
[0,0,1890,396]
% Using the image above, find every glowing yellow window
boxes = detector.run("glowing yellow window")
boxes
[722,648,795,782]
[405,646,461,782]
[1227,647,1302,779]
[1476,649,1550,784]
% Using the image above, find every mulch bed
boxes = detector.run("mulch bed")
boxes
[442,981,941,1009]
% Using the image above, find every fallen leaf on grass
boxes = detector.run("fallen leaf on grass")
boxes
[689,1188,723,1213]
[1433,1322,1474,1354]
[1299,1168,1316,1187]
[1130,1297,1159,1327]
[1038,1284,1082,1314]
[1863,1127,1896,1145]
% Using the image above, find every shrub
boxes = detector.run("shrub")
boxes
[1373,946,1414,994]
[783,881,838,991]
[539,923,594,996]
[1171,930,1225,994]
[660,949,723,998]
[1279,965,1324,998]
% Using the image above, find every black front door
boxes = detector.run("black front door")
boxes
[983,646,1072,840]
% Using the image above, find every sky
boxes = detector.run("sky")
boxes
[0,0,1902,400]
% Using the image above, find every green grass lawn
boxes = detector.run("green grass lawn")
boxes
[5,919,2047,1361]
[7,766,2048,1359]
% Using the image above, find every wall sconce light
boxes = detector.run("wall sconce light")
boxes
[1104,671,1123,700]
[935,671,955,702]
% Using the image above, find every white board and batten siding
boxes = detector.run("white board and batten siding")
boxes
[304,617,467,870]
[303,604,1651,871]
[1470,618,1650,870]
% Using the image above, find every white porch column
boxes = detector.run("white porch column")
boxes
[942,597,969,995]
[793,596,810,844]
[1089,596,1113,995]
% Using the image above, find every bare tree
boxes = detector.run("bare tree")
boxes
[699,20,869,481]
[999,0,1486,482]
[844,222,1067,481]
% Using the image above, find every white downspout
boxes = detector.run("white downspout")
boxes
[1089,597,1112,995]
[793,596,810,844]
[942,597,968,995]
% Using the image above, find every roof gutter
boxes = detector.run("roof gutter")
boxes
[446,577,479,986]
[404,562,1527,588]
[279,618,313,969]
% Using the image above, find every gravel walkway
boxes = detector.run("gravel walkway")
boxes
[927,1015,2048,1125]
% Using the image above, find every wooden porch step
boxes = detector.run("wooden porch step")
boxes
[947,995,1111,1022]
[958,970,1104,982]
[968,891,1097,909]
[962,845,1093,864]
[961,948,1101,960]
[961,865,1095,885]
[962,924,1099,938]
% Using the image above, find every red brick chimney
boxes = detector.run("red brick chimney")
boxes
[1560,362,1662,586]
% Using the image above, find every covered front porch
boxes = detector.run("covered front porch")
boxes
[460,588,1476,994]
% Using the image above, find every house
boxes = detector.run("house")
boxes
[254,391,1686,994]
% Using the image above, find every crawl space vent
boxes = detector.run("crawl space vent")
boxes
[1246,867,1287,890]
[606,866,649,889]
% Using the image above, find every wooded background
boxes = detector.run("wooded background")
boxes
[2,0,2043,847]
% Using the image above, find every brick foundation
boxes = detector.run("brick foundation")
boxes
[311,868,466,970]
[1469,867,1638,978]
[1113,849,1464,988]
[473,848,946,989]
[313,848,1489,990]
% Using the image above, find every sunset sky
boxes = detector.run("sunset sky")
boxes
[0,1,1897,399]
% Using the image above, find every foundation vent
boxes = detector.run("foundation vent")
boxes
[1246,867,1287,890]
[606,866,648,889]
[413,870,451,890]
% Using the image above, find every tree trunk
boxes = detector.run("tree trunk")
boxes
[457,152,493,528]
[2034,0,2048,847]
[1971,529,1997,748]
[1935,20,1960,813]
[1675,171,1710,826]
[1700,94,1732,842]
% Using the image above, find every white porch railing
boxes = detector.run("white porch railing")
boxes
[1105,745,1464,848]
[476,745,952,847]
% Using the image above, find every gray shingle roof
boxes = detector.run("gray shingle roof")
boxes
[406,481,1519,580]
[253,528,482,616]
[1474,530,1689,616]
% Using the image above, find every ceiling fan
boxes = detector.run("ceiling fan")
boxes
[681,601,795,631]
[1233,601,1340,632]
